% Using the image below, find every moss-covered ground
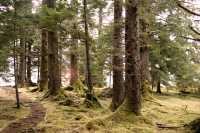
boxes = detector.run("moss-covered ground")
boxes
[0,87,200,133]
[0,87,30,131]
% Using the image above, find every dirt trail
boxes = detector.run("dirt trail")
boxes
[0,87,46,133]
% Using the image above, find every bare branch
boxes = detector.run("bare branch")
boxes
[180,36,200,42]
[189,25,200,35]
[177,1,200,16]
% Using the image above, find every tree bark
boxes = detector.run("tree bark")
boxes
[98,5,103,36]
[26,40,33,85]
[48,31,60,95]
[70,40,78,85]
[83,0,93,97]
[70,0,79,86]
[39,30,48,91]
[111,0,125,111]
[13,2,20,108]
[18,39,26,88]
[41,0,61,95]
[122,0,141,114]
[156,78,161,94]
[140,18,150,97]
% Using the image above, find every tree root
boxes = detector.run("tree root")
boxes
[156,123,183,129]
[144,98,164,106]
[84,93,102,108]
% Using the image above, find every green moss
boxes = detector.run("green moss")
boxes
[186,118,200,133]
[142,80,152,99]
[71,79,87,95]
[0,100,30,130]
[84,93,102,108]
[86,119,105,130]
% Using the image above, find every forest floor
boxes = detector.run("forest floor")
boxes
[0,87,199,133]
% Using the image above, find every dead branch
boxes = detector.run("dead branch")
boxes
[177,1,200,16]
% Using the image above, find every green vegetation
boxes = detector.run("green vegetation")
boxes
[0,0,200,132]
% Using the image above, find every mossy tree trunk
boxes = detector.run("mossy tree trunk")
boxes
[83,0,93,97]
[122,0,141,115]
[39,0,49,91]
[111,0,125,111]
[140,18,150,97]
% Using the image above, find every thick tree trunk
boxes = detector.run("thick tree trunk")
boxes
[122,0,141,114]
[111,0,125,111]
[140,1,151,98]
[18,39,26,88]
[47,0,61,95]
[48,31,61,95]
[83,0,93,96]
[70,41,78,85]
[140,19,150,97]
[70,0,79,86]
[39,30,48,91]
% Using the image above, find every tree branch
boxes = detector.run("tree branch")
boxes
[177,1,200,16]
[181,36,200,42]
[189,25,200,35]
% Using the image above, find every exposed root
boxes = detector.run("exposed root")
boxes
[144,98,164,106]
[156,123,183,129]
[30,87,39,93]
[84,93,102,108]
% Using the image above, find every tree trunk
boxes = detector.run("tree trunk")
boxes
[140,19,150,97]
[111,0,125,111]
[18,39,26,88]
[70,41,78,85]
[96,3,105,87]
[122,0,141,114]
[46,0,61,95]
[98,5,103,36]
[37,49,40,84]
[70,0,79,86]
[13,3,20,108]
[83,0,93,97]
[48,31,60,95]
[140,1,151,98]
[39,30,48,91]
[14,40,20,108]
[26,40,33,85]
[156,78,161,94]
